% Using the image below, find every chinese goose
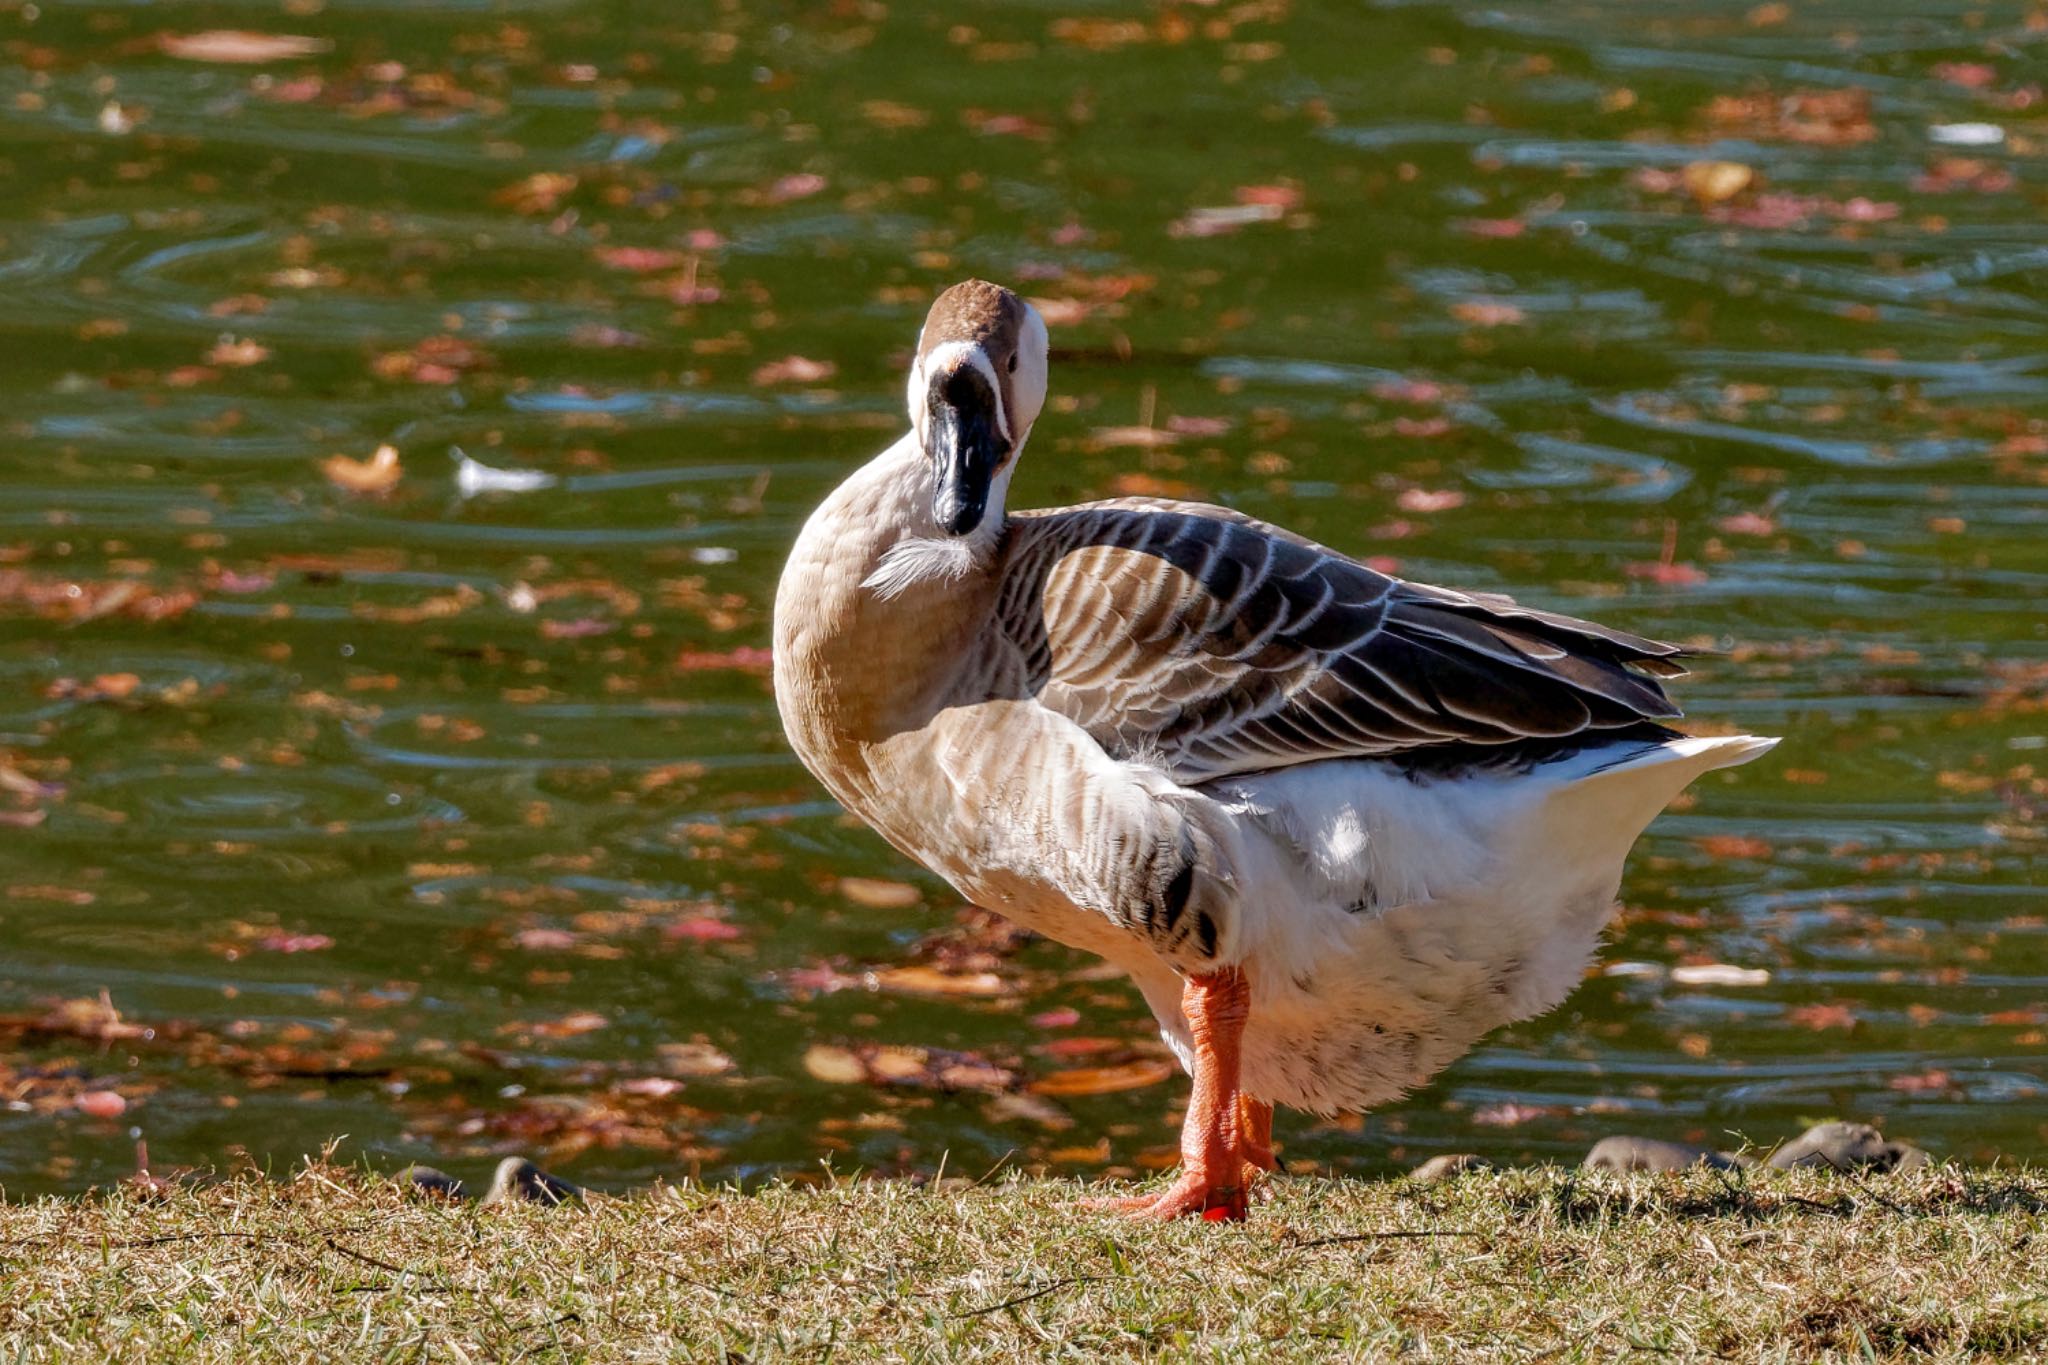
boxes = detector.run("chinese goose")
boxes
[772,279,1776,1220]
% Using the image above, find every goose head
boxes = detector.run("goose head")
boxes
[906,279,1049,539]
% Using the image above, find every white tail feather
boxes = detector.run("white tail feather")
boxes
[1522,733,1779,860]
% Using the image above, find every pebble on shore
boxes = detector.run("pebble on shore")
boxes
[393,1156,586,1205]
[1401,1119,1936,1183]
[1768,1121,1930,1173]
[1583,1136,1748,1173]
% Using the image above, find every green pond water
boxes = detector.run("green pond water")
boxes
[1,0,2045,1197]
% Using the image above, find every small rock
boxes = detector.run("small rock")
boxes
[1768,1121,1927,1173]
[1410,1153,1492,1183]
[1888,1143,1933,1173]
[1584,1136,1746,1173]
[482,1156,584,1207]
[396,1164,469,1200]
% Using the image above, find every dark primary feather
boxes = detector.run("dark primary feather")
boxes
[996,499,1689,784]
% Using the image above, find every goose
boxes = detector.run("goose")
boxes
[772,279,1776,1220]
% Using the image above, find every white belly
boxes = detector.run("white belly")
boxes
[1136,735,1776,1115]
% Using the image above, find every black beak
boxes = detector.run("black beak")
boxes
[927,365,1006,536]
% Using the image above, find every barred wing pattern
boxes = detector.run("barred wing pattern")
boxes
[996,500,1689,785]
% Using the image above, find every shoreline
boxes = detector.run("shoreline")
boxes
[5,1162,2042,1360]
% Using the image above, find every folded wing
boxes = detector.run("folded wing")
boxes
[995,500,1688,784]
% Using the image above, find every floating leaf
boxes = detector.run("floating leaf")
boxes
[673,646,773,673]
[1028,1058,1175,1097]
[656,1041,735,1078]
[1471,1101,1557,1127]
[837,877,921,910]
[204,336,271,367]
[530,1010,610,1038]
[1696,835,1772,859]
[1787,1002,1858,1030]
[159,31,331,63]
[1395,488,1465,514]
[592,246,694,273]
[1624,560,1709,587]
[253,932,334,955]
[493,172,578,214]
[320,444,402,494]
[802,1044,866,1084]
[859,100,929,129]
[1670,963,1771,987]
[1449,299,1526,327]
[1680,160,1754,205]
[751,355,836,386]
[869,965,1014,998]
[1169,202,1285,238]
[1716,511,1778,537]
[74,1091,129,1119]
[453,448,557,498]
[803,1042,1016,1093]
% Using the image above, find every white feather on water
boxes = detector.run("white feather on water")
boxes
[452,447,559,498]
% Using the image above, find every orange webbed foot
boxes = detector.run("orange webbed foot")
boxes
[1082,967,1268,1222]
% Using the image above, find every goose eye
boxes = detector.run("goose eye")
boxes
[1007,353,1018,374]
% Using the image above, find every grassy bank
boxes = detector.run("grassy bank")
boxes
[2,1164,2044,1362]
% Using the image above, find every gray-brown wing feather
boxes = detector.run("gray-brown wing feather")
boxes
[995,500,1687,783]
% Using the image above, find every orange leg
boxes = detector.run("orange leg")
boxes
[1096,966,1256,1221]
[1238,1094,1276,1178]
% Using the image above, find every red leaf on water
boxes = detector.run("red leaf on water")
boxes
[1396,488,1464,514]
[1456,218,1526,238]
[1471,1102,1556,1127]
[1696,835,1772,859]
[1888,1069,1954,1094]
[1625,561,1710,587]
[255,932,335,954]
[1372,378,1448,404]
[751,356,835,386]
[1235,183,1302,209]
[1932,61,1999,90]
[1450,300,1526,327]
[664,917,743,943]
[763,173,827,204]
[593,247,693,273]
[1786,1002,1858,1031]
[1716,511,1778,537]
[672,646,773,673]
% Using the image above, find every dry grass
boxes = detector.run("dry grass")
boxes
[2,1163,2044,1361]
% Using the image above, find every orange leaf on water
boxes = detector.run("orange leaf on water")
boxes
[75,1091,129,1119]
[530,1010,609,1038]
[159,31,330,63]
[1696,835,1772,860]
[320,444,402,494]
[859,100,929,129]
[1449,299,1526,327]
[1105,471,1202,499]
[802,1044,866,1085]
[837,877,922,910]
[1396,488,1465,514]
[205,336,271,367]
[1681,160,1755,205]
[1716,511,1778,536]
[870,965,1015,998]
[751,356,836,386]
[1787,1002,1858,1031]
[1028,1058,1175,1096]
[1624,560,1709,586]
